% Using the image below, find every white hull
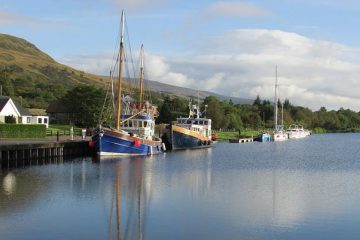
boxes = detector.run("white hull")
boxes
[273,132,288,141]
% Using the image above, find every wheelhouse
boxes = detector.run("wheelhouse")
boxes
[175,117,212,139]
[120,114,155,140]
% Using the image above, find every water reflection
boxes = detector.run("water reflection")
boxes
[2,172,16,196]
[96,156,152,240]
[2,135,360,239]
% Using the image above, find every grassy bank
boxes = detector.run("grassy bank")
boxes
[215,130,260,141]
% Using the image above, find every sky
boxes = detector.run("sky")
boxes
[2,0,360,111]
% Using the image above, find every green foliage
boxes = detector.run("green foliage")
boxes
[59,85,108,128]
[5,115,16,123]
[0,124,46,138]
[157,94,360,133]
[0,34,106,109]
[157,96,188,123]
[312,127,327,134]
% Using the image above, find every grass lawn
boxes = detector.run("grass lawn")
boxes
[215,130,260,141]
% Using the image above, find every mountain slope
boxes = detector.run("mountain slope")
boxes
[0,33,108,108]
[0,33,252,108]
[0,33,105,86]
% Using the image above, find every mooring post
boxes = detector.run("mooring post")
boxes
[71,127,74,141]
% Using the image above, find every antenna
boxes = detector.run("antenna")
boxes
[274,65,278,129]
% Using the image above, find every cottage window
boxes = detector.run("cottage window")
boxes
[38,118,42,124]
[44,118,48,124]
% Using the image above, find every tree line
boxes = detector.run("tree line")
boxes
[2,66,360,132]
[157,94,360,133]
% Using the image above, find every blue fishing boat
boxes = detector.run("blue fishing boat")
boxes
[92,11,162,156]
[254,132,271,142]
[163,100,213,150]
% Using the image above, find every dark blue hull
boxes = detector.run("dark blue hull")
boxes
[253,133,271,142]
[92,130,162,156]
[171,130,212,150]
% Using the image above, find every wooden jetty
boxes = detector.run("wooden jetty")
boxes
[229,137,253,143]
[0,140,94,169]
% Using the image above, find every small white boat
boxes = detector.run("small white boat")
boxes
[273,127,288,141]
[286,124,309,139]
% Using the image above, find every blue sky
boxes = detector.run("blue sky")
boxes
[2,0,360,110]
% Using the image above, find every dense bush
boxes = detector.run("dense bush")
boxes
[5,115,16,123]
[0,124,46,138]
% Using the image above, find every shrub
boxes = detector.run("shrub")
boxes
[5,115,16,123]
[0,124,46,138]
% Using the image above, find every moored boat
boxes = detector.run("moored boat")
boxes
[254,132,271,142]
[92,11,162,156]
[163,100,212,150]
[272,65,288,142]
[286,124,309,139]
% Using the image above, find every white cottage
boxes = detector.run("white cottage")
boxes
[0,96,49,128]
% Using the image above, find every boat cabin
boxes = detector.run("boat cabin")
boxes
[176,117,212,139]
[120,115,155,140]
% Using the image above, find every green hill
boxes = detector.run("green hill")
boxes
[0,33,106,108]
[0,33,252,110]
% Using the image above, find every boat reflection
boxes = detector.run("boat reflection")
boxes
[101,156,152,240]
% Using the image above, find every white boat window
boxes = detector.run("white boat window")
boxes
[144,121,148,127]
[129,120,133,127]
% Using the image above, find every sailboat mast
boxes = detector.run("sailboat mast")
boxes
[274,65,278,129]
[281,102,284,126]
[116,10,125,130]
[139,44,144,110]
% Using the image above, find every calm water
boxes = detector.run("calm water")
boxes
[2,133,360,239]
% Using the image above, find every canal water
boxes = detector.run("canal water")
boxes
[2,133,360,240]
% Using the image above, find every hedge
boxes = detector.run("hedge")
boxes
[0,124,46,138]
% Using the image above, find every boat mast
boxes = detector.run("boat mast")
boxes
[139,44,144,110]
[197,91,200,118]
[116,10,125,130]
[281,102,284,126]
[274,65,278,129]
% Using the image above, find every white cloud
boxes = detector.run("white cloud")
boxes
[62,29,360,111]
[203,1,270,18]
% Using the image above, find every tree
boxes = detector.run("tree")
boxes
[203,96,224,129]
[283,99,291,110]
[157,96,173,123]
[253,95,261,106]
[61,85,108,127]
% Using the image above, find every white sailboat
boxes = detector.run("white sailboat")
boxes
[272,66,288,142]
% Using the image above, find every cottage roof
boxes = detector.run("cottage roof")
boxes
[0,96,10,112]
[13,100,32,116]
[0,96,32,116]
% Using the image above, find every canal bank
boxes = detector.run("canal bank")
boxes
[0,137,94,169]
